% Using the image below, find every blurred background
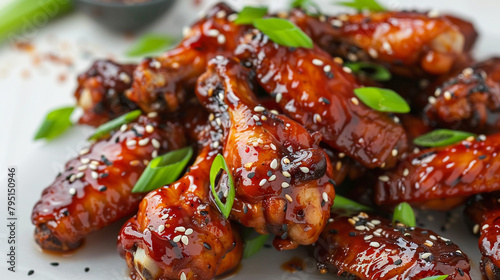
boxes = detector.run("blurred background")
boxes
[0,0,498,169]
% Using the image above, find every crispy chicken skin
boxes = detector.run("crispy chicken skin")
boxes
[32,115,186,252]
[425,58,500,134]
[75,60,138,127]
[126,3,249,114]
[118,133,242,280]
[196,57,335,250]
[289,8,469,77]
[314,212,471,279]
[465,194,500,280]
[236,32,407,169]
[375,133,500,210]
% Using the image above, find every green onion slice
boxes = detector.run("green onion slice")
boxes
[243,232,269,258]
[392,202,416,227]
[234,6,268,25]
[210,154,236,219]
[253,18,313,49]
[336,0,386,12]
[353,87,410,113]
[131,146,193,193]
[345,62,391,81]
[34,106,75,140]
[332,195,373,212]
[421,276,449,280]
[126,34,177,57]
[290,0,321,14]
[413,129,475,148]
[88,110,142,141]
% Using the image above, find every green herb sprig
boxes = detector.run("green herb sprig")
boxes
[354,87,410,113]
[126,34,177,57]
[421,276,449,280]
[336,0,386,12]
[392,202,416,227]
[34,106,75,140]
[234,6,268,25]
[243,233,269,258]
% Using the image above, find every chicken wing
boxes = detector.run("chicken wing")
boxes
[31,114,186,251]
[314,211,471,279]
[196,57,335,250]
[118,129,242,280]
[75,60,138,127]
[425,58,500,134]
[126,3,250,114]
[236,32,407,169]
[288,8,473,77]
[375,133,500,210]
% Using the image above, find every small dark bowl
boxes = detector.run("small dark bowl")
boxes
[75,0,176,32]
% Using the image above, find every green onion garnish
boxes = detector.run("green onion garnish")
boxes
[336,0,386,12]
[413,129,475,148]
[210,154,236,219]
[131,146,193,193]
[34,106,75,140]
[353,87,410,113]
[392,202,416,227]
[234,6,268,25]
[126,34,177,57]
[243,233,269,258]
[332,195,373,212]
[345,62,391,81]
[290,0,321,13]
[421,276,449,280]
[88,110,142,141]
[253,18,313,49]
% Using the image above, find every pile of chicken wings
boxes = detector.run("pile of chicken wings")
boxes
[32,2,500,280]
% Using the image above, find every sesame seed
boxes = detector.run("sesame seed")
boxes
[261,115,267,121]
[175,226,186,232]
[181,235,189,245]
[228,13,238,21]
[300,167,310,173]
[126,140,137,147]
[323,65,331,72]
[424,240,434,247]
[482,224,490,230]
[283,157,290,164]
[212,141,219,149]
[347,53,358,61]
[271,159,278,169]
[80,158,90,164]
[371,220,381,225]
[216,118,222,126]
[331,19,343,27]
[421,253,432,259]
[217,34,226,44]
[462,67,473,76]
[270,144,277,150]
[269,175,276,181]
[182,26,191,37]
[158,225,165,233]
[270,110,279,115]
[150,60,161,69]
[206,29,220,37]
[173,235,181,242]
[370,242,380,248]
[282,171,291,177]
[314,114,322,123]
[79,147,90,155]
[69,188,76,195]
[336,161,342,171]
[130,160,140,166]
[181,272,187,280]
[429,235,437,240]
[259,179,267,186]
[69,174,76,182]
[479,134,487,141]
[281,182,290,188]
[443,91,452,100]
[138,138,150,146]
[364,235,373,240]
[285,194,293,202]
[77,165,88,171]
[391,149,398,157]
[322,192,329,202]
[382,42,392,53]
[152,139,161,149]
[355,225,365,231]
[254,105,265,112]
[343,66,352,73]
[76,172,85,179]
[185,228,194,235]
[312,59,324,66]
[350,97,359,105]
[378,175,389,182]
[160,214,169,220]
[89,164,97,170]
[152,150,158,158]
[427,9,440,18]
[434,88,442,97]
[276,93,283,103]
[145,125,154,133]
[147,112,158,118]
[368,48,378,58]
[473,224,480,234]
[216,10,226,18]
[403,169,409,177]
[91,171,98,180]
[252,115,260,122]
[428,96,437,104]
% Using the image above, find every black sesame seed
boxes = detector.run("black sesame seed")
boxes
[62,210,69,216]
[282,224,288,232]
[457,268,464,276]
[101,155,113,166]
[321,200,326,207]
[98,185,107,192]
[100,173,109,178]
[247,172,256,179]
[85,267,90,272]
[281,232,288,239]
[394,259,402,265]
[203,242,212,250]
[50,262,59,266]
[349,232,356,236]
[267,171,273,177]
[329,229,338,234]
[243,204,248,214]
[326,72,334,79]
[479,155,487,160]
[200,211,209,216]
[328,179,336,187]
[28,270,35,276]
[321,97,331,104]
[131,127,143,137]
[115,137,120,143]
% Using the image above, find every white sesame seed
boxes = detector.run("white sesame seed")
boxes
[252,115,260,121]
[126,140,137,147]
[173,235,181,242]
[312,59,324,66]
[217,34,226,44]
[425,240,434,247]
[370,242,380,248]
[382,42,392,53]
[228,13,238,21]
[285,194,293,202]
[378,175,389,182]
[331,19,343,27]
[270,110,279,115]
[283,157,290,164]
[429,235,437,240]
[482,224,490,230]
[185,228,194,235]
[182,26,191,37]
[368,48,378,58]
[427,9,440,18]
[215,118,222,126]
[443,91,452,100]
[119,72,131,83]
[350,97,359,105]
[336,161,342,171]
[254,105,265,112]
[69,187,76,195]
[322,192,329,202]
[175,226,186,232]
[282,171,291,177]
[270,144,277,150]
[152,139,161,149]
[268,175,276,182]
[158,225,165,233]
[76,172,85,179]
[216,10,226,18]
[147,112,158,118]
[91,171,98,179]
[152,150,158,158]
[150,60,161,69]
[271,159,278,169]
[276,93,283,103]
[434,88,442,97]
[138,138,150,146]
[343,66,352,73]
[323,65,331,72]
[120,124,128,132]
[473,224,480,234]
[355,225,365,231]
[206,29,220,37]
[392,149,398,157]
[212,141,219,149]
[462,67,473,77]
[314,114,322,123]
[300,167,310,173]
[69,174,76,183]
[403,169,409,177]
[89,164,98,170]
[145,125,154,134]
[180,272,187,280]
[160,214,169,220]
[79,147,90,155]
[282,182,290,188]
[261,115,267,121]
[181,235,189,245]
[428,96,437,104]
[77,165,88,171]
[421,253,432,259]
[259,179,267,186]
[479,134,487,141]
[130,160,140,166]
[80,158,90,164]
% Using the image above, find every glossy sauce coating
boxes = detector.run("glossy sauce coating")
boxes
[236,32,407,168]
[314,212,471,279]
[75,60,137,126]
[375,134,500,210]
[127,3,249,114]
[31,115,186,251]
[465,194,500,280]
[196,57,335,250]
[289,9,467,77]
[118,133,242,280]
[425,57,500,134]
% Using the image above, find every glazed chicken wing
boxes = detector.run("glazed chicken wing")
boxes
[118,130,242,280]
[196,57,335,250]
[31,114,186,251]
[465,193,500,280]
[236,32,407,168]
[75,60,138,126]
[425,58,500,134]
[289,8,473,77]
[314,211,471,279]
[126,3,250,114]
[375,133,500,210]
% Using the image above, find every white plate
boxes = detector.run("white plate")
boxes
[1,0,499,279]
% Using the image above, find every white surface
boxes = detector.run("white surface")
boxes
[0,0,498,279]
